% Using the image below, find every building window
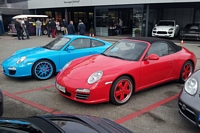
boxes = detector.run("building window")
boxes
[55,12,62,21]
[96,8,109,27]
[45,11,52,18]
[0,0,5,4]
[89,12,93,19]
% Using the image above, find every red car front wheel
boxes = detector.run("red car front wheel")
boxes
[110,76,133,105]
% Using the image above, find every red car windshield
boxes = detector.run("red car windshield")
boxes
[102,40,148,61]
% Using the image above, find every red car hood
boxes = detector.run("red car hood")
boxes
[57,54,138,80]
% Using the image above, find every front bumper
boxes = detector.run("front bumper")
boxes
[178,100,200,127]
[55,77,112,104]
[1,62,33,78]
[180,34,200,40]
[178,90,200,127]
[152,31,175,38]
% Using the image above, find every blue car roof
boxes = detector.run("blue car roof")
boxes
[62,35,96,39]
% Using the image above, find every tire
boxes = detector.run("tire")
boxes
[43,29,48,35]
[110,76,133,105]
[179,61,194,84]
[32,60,55,80]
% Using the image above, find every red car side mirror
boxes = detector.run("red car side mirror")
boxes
[145,54,159,60]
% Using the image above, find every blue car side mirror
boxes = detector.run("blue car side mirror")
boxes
[67,46,75,50]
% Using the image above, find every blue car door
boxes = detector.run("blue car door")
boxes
[59,38,94,70]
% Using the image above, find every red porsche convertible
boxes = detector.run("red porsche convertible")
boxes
[55,37,197,105]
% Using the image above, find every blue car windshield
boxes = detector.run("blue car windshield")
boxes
[0,119,43,133]
[102,40,148,61]
[42,37,70,50]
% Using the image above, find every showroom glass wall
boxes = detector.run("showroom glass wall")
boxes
[94,5,147,37]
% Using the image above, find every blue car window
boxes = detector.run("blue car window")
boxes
[91,40,104,47]
[69,39,91,49]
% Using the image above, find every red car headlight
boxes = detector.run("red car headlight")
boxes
[87,70,103,84]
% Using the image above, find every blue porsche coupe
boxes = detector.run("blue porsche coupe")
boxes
[1,35,112,80]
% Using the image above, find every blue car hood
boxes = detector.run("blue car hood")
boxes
[2,47,51,64]
[13,46,50,56]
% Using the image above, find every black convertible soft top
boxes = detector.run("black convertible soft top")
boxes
[125,37,182,52]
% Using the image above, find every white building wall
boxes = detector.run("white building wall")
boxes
[28,0,200,9]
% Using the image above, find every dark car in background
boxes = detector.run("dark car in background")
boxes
[179,23,200,40]
[178,69,200,127]
[0,114,133,133]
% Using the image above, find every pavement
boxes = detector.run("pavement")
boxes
[0,35,200,133]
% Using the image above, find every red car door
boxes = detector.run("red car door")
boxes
[139,41,175,90]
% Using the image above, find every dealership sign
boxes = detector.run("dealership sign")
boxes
[64,0,80,3]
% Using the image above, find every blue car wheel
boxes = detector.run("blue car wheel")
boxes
[32,60,55,80]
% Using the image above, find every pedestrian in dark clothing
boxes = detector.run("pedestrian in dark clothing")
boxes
[116,23,120,35]
[67,21,75,35]
[77,20,86,35]
[24,18,30,39]
[51,18,56,38]
[62,19,68,35]
[46,18,51,37]
[15,19,24,40]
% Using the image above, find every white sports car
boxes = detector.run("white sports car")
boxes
[152,20,179,38]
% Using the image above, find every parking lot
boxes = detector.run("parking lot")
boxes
[0,35,200,133]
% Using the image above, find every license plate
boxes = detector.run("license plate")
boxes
[56,82,66,93]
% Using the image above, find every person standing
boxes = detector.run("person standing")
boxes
[36,19,42,36]
[46,18,51,37]
[15,19,24,40]
[55,20,60,36]
[119,18,123,35]
[24,18,30,39]
[67,21,75,35]
[62,19,68,35]
[51,18,56,38]
[77,19,86,35]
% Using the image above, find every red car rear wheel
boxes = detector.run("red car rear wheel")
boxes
[110,76,133,105]
[179,61,193,83]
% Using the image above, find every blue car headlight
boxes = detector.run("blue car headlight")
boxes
[16,56,26,64]
[88,70,103,84]
[62,61,71,70]
[184,77,198,95]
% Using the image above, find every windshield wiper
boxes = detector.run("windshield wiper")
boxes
[107,55,126,60]
[101,53,108,56]
[42,46,51,50]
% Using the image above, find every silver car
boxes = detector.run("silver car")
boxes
[179,23,200,40]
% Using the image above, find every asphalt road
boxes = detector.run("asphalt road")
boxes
[0,35,200,133]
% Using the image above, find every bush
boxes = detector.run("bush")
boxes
[134,29,140,34]
[90,28,94,34]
